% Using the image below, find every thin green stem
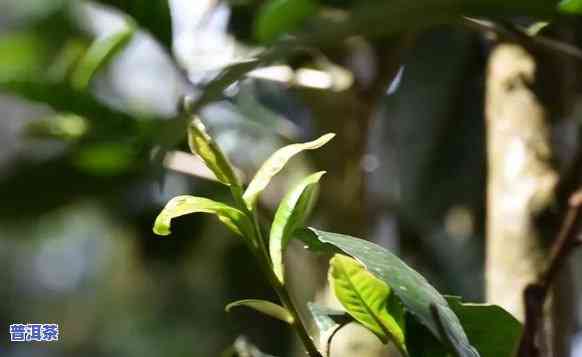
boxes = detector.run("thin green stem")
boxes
[229,186,322,357]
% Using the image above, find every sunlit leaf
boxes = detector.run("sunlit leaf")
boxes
[254,0,319,43]
[188,117,241,187]
[225,299,294,324]
[558,0,582,14]
[270,171,325,283]
[153,195,252,237]
[243,133,334,210]
[71,26,135,91]
[299,228,480,357]
[329,254,407,355]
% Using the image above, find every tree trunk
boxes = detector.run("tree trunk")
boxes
[485,42,575,356]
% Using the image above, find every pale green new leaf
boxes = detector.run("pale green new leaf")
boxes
[153,195,252,237]
[329,254,407,355]
[243,133,334,210]
[225,299,294,324]
[71,27,135,91]
[270,171,325,283]
[188,117,241,187]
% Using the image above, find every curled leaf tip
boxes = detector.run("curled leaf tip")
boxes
[153,215,171,236]
[225,299,294,324]
[321,133,336,141]
[243,133,335,209]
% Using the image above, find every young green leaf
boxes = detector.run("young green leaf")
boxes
[188,117,241,187]
[153,195,252,237]
[225,299,294,324]
[558,0,582,14]
[300,228,480,357]
[243,133,334,210]
[329,254,407,355]
[71,27,135,91]
[254,0,319,43]
[270,171,325,283]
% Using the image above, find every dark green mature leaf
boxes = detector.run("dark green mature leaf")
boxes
[225,299,294,324]
[406,312,448,357]
[431,304,467,357]
[404,301,521,357]
[243,133,334,210]
[188,117,241,187]
[329,254,407,355]
[299,228,480,357]
[71,26,135,91]
[153,195,253,237]
[254,0,319,43]
[95,0,172,52]
[270,171,325,283]
[448,299,522,357]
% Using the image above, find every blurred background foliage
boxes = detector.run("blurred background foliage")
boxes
[1,0,582,356]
